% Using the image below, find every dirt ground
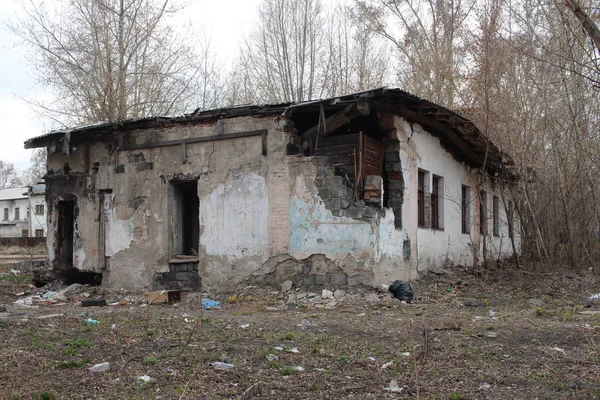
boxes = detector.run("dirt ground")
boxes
[1,264,600,400]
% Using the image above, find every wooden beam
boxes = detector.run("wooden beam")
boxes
[301,101,370,139]
[119,129,268,152]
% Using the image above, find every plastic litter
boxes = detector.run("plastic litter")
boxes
[266,354,278,361]
[288,347,299,353]
[88,362,110,373]
[84,318,99,326]
[384,380,404,393]
[210,362,234,370]
[137,375,155,383]
[388,280,414,303]
[294,366,305,371]
[381,361,393,369]
[202,298,220,309]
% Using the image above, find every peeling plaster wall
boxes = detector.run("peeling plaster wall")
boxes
[395,116,520,271]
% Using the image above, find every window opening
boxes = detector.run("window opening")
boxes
[462,185,471,234]
[418,170,425,227]
[35,204,44,215]
[14,207,19,220]
[431,175,443,229]
[479,191,487,234]
[492,196,500,237]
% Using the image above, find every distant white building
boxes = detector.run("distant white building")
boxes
[0,184,47,238]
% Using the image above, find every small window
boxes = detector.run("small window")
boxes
[35,204,45,215]
[461,185,471,234]
[431,175,443,229]
[418,170,426,227]
[14,207,20,220]
[22,229,29,237]
[492,196,499,236]
[479,191,487,235]
[35,229,44,238]
[26,207,30,219]
[3,208,8,220]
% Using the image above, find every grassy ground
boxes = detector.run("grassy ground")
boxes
[1,265,600,399]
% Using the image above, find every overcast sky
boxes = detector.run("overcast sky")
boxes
[0,0,261,170]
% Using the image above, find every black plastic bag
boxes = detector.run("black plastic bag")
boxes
[389,280,414,303]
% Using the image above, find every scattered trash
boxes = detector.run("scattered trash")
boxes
[463,298,485,307]
[10,269,20,275]
[298,319,311,327]
[240,324,250,329]
[478,382,491,391]
[388,281,414,303]
[111,324,117,330]
[579,311,600,315]
[384,380,404,393]
[446,285,453,293]
[590,293,600,300]
[528,298,544,306]
[484,331,497,338]
[88,362,110,373]
[293,366,305,371]
[400,352,410,357]
[381,361,393,369]
[210,362,234,370]
[225,324,232,329]
[202,298,220,309]
[81,298,107,307]
[84,318,99,326]
[357,313,366,316]
[137,375,155,384]
[551,347,566,354]
[274,347,284,351]
[36,313,62,320]
[489,310,496,318]
[42,291,57,299]
[367,356,376,361]
[288,347,300,353]
[266,354,278,361]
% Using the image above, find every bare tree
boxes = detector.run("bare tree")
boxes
[21,149,46,185]
[0,161,23,189]
[565,0,600,54]
[9,0,221,125]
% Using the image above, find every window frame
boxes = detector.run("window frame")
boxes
[431,175,443,230]
[35,204,45,215]
[417,170,426,228]
[14,207,20,221]
[35,229,44,238]
[3,208,8,221]
[479,190,487,235]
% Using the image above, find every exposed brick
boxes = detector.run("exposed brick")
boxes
[347,275,367,286]
[316,165,332,177]
[384,151,400,162]
[318,188,330,199]
[314,274,329,285]
[343,207,363,219]
[330,198,341,209]
[388,180,404,189]
[330,176,344,186]
[330,272,347,285]
[301,275,315,286]
[340,198,351,209]
[115,164,125,174]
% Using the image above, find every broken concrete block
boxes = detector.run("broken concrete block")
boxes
[322,289,334,300]
[334,289,345,299]
[314,274,328,285]
[281,280,293,292]
[330,272,347,286]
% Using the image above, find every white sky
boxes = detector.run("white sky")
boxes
[0,0,262,170]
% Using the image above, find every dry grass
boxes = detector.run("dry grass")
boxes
[0,266,600,399]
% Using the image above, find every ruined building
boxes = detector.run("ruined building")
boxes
[24,88,520,292]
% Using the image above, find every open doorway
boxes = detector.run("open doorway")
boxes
[171,180,200,256]
[57,200,74,270]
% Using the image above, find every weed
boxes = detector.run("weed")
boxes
[143,356,158,365]
[55,359,91,369]
[267,361,280,369]
[279,365,296,375]
[62,348,78,356]
[449,392,463,400]
[280,332,296,341]
[31,392,58,400]
[0,273,33,285]
[33,336,54,350]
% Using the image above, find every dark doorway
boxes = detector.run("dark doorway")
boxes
[172,181,200,256]
[57,201,74,270]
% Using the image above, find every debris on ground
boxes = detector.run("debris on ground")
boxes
[84,318,99,326]
[81,298,107,307]
[144,290,181,305]
[202,298,220,309]
[137,375,155,384]
[384,380,404,393]
[210,362,234,370]
[389,280,414,303]
[381,361,393,369]
[463,298,485,307]
[528,298,544,306]
[88,362,110,373]
[265,354,278,361]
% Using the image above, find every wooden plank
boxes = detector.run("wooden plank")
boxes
[120,129,268,151]
[317,133,360,146]
[302,102,370,138]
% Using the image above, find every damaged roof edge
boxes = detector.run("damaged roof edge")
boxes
[22,87,513,178]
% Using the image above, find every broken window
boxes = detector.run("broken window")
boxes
[508,200,514,239]
[462,185,471,234]
[22,229,29,237]
[479,191,487,234]
[431,175,443,229]
[171,180,199,256]
[35,229,44,238]
[492,196,500,237]
[57,200,75,269]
